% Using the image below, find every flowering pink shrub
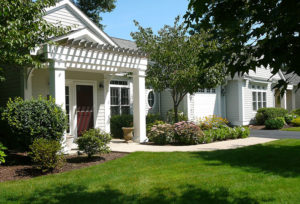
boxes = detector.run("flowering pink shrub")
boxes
[147,123,174,145]
[174,121,204,145]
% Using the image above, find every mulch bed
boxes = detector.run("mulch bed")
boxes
[0,151,128,182]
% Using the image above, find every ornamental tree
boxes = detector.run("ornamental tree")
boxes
[185,0,300,90]
[131,17,226,122]
[0,0,68,81]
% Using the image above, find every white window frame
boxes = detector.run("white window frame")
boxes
[252,85,267,111]
[110,81,130,116]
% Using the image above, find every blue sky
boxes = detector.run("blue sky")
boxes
[101,0,189,40]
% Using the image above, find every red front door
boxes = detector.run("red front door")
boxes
[76,85,94,136]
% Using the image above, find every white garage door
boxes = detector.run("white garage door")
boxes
[193,88,220,120]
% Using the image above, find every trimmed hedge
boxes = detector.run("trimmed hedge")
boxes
[1,97,67,150]
[255,107,288,125]
[292,118,300,127]
[265,117,285,129]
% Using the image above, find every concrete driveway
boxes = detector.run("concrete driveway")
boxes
[250,129,300,139]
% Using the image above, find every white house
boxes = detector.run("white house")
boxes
[0,0,299,152]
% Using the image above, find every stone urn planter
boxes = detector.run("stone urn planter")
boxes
[122,127,134,142]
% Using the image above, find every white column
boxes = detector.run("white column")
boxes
[49,61,68,152]
[133,70,147,143]
[49,61,66,109]
[104,75,112,133]
[281,91,287,109]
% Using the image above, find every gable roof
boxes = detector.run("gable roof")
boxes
[111,37,138,50]
[284,72,300,85]
[45,0,117,47]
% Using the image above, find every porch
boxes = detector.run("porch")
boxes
[24,40,148,152]
[275,84,297,111]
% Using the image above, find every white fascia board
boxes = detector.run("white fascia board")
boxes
[46,0,118,47]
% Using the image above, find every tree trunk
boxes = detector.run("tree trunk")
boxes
[174,104,179,123]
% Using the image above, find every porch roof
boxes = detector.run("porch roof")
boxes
[41,38,147,73]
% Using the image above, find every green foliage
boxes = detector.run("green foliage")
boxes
[146,113,162,124]
[265,117,286,130]
[0,0,69,79]
[0,142,7,165]
[198,115,229,130]
[29,138,65,172]
[185,0,300,91]
[110,115,133,138]
[71,0,116,29]
[174,121,205,145]
[291,109,300,116]
[131,16,226,122]
[148,123,174,145]
[166,109,188,124]
[203,126,250,142]
[1,97,67,150]
[255,108,288,125]
[76,129,111,158]
[285,114,298,124]
[291,118,300,127]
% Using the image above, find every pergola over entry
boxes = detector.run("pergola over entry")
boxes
[39,39,148,144]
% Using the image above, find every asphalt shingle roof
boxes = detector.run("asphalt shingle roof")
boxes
[111,37,138,51]
[284,72,300,85]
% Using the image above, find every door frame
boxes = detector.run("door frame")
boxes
[66,80,97,139]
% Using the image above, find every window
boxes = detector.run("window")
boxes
[65,86,70,133]
[148,91,155,107]
[110,80,128,85]
[252,86,267,111]
[206,88,211,93]
[110,87,130,116]
[199,88,205,93]
[211,88,216,93]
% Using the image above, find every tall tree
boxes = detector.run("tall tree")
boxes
[71,0,116,29]
[131,17,226,122]
[185,0,300,90]
[0,0,68,81]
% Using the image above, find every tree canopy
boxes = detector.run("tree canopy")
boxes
[131,17,226,122]
[71,0,116,29]
[185,0,300,90]
[0,0,68,81]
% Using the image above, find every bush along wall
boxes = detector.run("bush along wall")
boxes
[255,107,288,125]
[1,97,67,150]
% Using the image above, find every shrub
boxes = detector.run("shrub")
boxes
[203,126,250,142]
[146,113,162,124]
[198,115,229,130]
[29,138,65,172]
[148,123,174,145]
[2,97,67,150]
[166,109,188,124]
[0,142,7,165]
[255,107,288,125]
[76,129,111,158]
[285,114,298,124]
[174,121,205,145]
[110,115,133,138]
[265,117,285,129]
[291,117,300,127]
[291,109,300,116]
[147,120,165,134]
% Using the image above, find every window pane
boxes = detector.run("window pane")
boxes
[263,102,267,108]
[258,92,262,101]
[199,88,204,93]
[206,89,211,93]
[263,92,266,101]
[121,88,129,105]
[110,88,119,105]
[148,91,155,107]
[258,102,262,109]
[121,106,130,115]
[111,106,120,116]
[211,88,216,93]
[253,102,257,111]
[252,92,256,102]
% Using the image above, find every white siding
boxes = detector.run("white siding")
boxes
[225,80,240,125]
[159,90,186,120]
[44,7,85,30]
[248,67,281,80]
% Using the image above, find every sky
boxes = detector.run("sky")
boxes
[101,0,189,41]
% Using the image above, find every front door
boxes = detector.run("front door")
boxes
[76,85,94,136]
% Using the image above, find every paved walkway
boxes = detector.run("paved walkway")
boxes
[250,129,300,139]
[109,137,277,153]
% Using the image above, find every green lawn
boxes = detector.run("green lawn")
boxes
[281,127,300,131]
[1,139,300,203]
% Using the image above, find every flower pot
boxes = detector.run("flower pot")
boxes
[122,127,134,142]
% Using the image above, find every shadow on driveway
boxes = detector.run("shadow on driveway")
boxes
[250,129,300,139]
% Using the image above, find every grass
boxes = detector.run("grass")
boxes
[281,127,300,131]
[1,139,300,203]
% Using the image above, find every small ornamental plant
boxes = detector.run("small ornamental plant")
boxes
[148,124,174,145]
[29,138,65,172]
[76,129,112,158]
[198,115,229,130]
[174,121,205,145]
[0,142,7,165]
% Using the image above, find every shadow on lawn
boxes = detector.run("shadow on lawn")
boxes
[192,140,300,177]
[6,183,270,204]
